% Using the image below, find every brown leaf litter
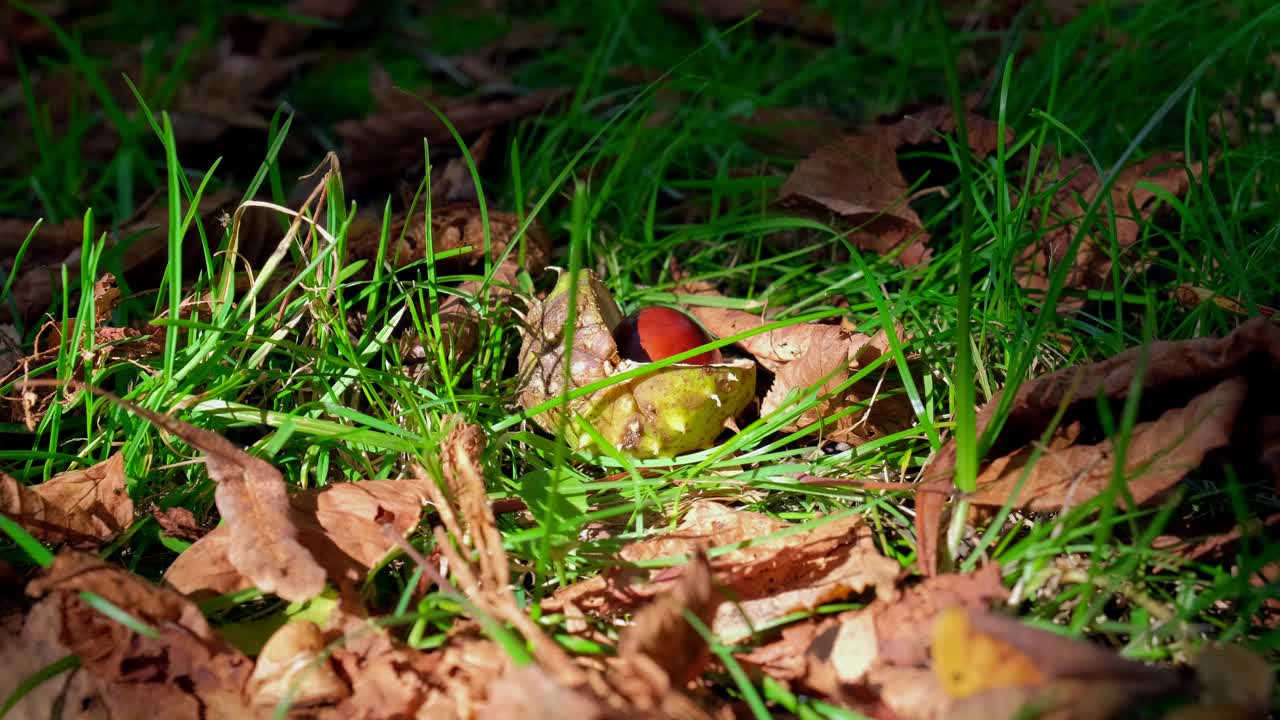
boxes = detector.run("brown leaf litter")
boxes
[1173,284,1279,321]
[2,416,1274,720]
[736,564,1009,694]
[916,317,1280,576]
[545,499,900,640]
[349,201,551,276]
[1,273,165,425]
[2,551,255,719]
[346,202,551,363]
[0,453,132,548]
[24,382,329,602]
[335,65,568,193]
[2,189,244,322]
[411,421,725,718]
[1018,152,1207,304]
[165,477,431,599]
[676,274,917,446]
[779,103,1010,266]
[933,605,1185,720]
[169,39,308,146]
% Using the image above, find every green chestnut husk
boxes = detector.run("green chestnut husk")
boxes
[518,270,755,457]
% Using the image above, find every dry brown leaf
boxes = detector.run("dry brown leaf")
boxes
[321,609,448,719]
[779,105,1009,266]
[0,453,131,548]
[367,203,551,274]
[336,68,566,191]
[151,504,206,542]
[0,323,18,378]
[0,613,107,720]
[0,217,84,273]
[20,551,254,718]
[166,478,429,599]
[736,565,1006,706]
[934,606,1182,719]
[547,500,899,640]
[873,563,1009,668]
[1154,511,1280,568]
[430,130,494,205]
[1019,152,1206,301]
[4,189,240,321]
[440,422,509,592]
[1187,645,1274,717]
[618,551,719,687]
[678,278,915,445]
[966,375,1245,510]
[1173,284,1280,320]
[917,318,1280,576]
[170,42,306,146]
[483,664,616,720]
[248,620,350,709]
[33,385,327,602]
[450,23,559,86]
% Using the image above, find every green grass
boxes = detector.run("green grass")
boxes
[3,0,1280,715]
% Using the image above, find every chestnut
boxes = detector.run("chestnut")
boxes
[613,306,722,365]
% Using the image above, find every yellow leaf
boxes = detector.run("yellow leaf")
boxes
[931,605,1043,698]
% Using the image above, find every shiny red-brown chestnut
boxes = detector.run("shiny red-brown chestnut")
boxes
[612,306,722,365]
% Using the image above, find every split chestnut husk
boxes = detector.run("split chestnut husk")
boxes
[517,270,755,457]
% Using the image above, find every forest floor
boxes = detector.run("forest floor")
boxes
[1,2,1279,718]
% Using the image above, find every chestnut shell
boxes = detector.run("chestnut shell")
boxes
[517,270,755,457]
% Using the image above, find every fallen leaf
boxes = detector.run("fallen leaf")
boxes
[1153,511,1280,567]
[4,190,240,320]
[0,453,131,548]
[248,620,350,709]
[873,563,1009,668]
[1184,644,1274,718]
[42,385,327,602]
[0,323,18,377]
[483,664,615,720]
[322,608,448,719]
[1173,284,1279,320]
[618,551,719,686]
[0,216,84,275]
[738,106,847,158]
[449,23,559,86]
[933,606,1183,719]
[371,202,551,274]
[256,0,362,58]
[151,504,207,542]
[429,130,493,205]
[19,550,254,718]
[547,500,899,640]
[170,41,307,146]
[932,606,1044,697]
[779,105,1009,266]
[165,478,429,598]
[965,375,1245,510]
[733,567,1006,718]
[1019,152,1207,302]
[917,318,1280,576]
[336,67,566,192]
[678,276,916,445]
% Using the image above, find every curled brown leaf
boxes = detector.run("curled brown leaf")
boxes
[917,318,1280,576]
[0,453,131,548]
[166,478,429,599]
